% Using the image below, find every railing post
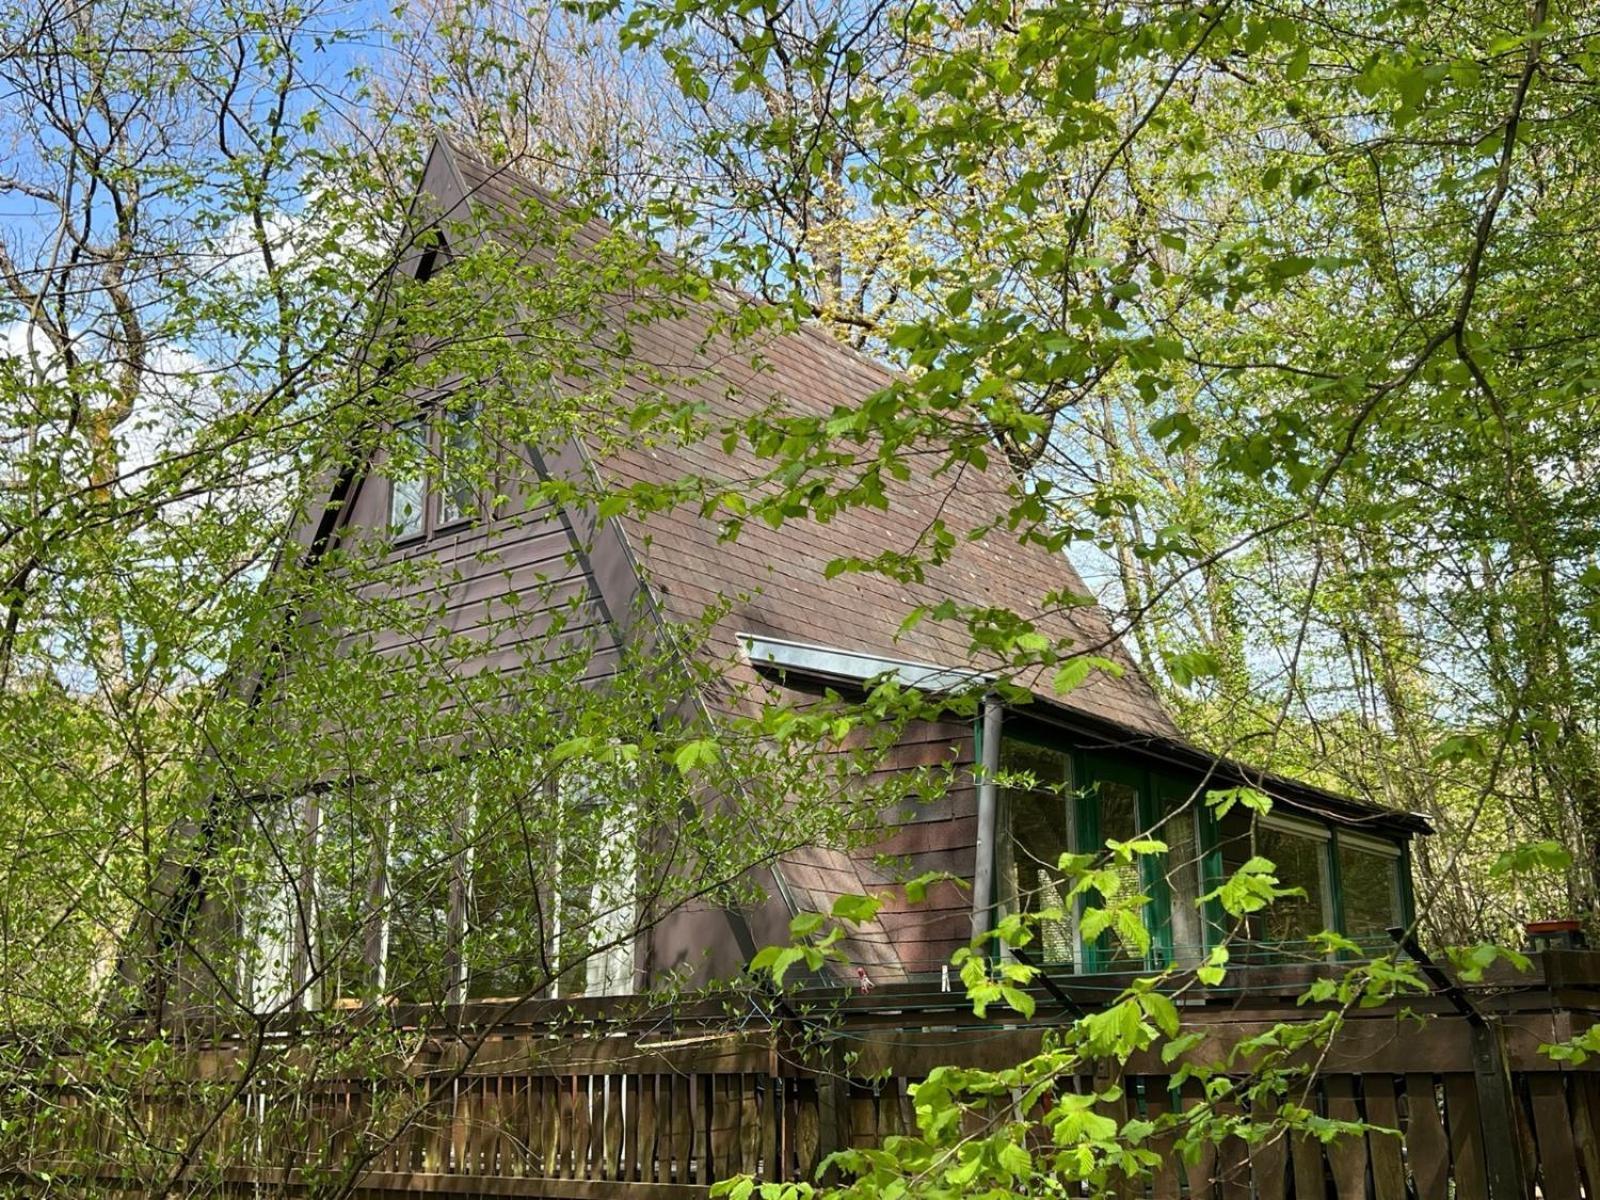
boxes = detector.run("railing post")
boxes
[1392,929,1531,1199]
[1469,1018,1533,1200]
[814,1034,850,1184]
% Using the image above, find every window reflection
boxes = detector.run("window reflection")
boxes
[997,740,1074,965]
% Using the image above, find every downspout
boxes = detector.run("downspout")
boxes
[971,694,1004,943]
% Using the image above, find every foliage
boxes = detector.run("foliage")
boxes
[608,0,1600,945]
[0,0,1595,1191]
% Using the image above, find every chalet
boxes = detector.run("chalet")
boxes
[152,138,1428,1020]
[46,141,1600,1200]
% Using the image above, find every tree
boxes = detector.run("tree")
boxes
[0,2,923,1189]
[619,0,1600,943]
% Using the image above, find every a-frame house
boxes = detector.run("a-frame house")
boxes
[151,137,1428,1018]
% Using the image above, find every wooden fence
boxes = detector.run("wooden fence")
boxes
[6,951,1600,1198]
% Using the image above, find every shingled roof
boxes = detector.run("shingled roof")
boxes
[435,141,1179,741]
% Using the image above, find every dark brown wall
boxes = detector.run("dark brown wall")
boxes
[321,440,620,693]
[639,716,980,989]
[849,719,978,977]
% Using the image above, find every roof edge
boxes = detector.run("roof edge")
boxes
[740,632,993,694]
[743,631,1431,838]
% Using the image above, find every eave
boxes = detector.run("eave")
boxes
[740,631,1433,839]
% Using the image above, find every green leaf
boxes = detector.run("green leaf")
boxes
[1489,840,1572,878]
[830,893,884,923]
[1196,946,1229,986]
[1164,649,1220,688]
[673,738,718,774]
[789,911,826,937]
[1140,991,1180,1038]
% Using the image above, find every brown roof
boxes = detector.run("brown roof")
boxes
[440,143,1181,742]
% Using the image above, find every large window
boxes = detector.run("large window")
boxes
[1251,816,1334,954]
[991,733,1411,975]
[1083,771,1146,972]
[996,738,1074,965]
[239,765,637,1011]
[997,743,1209,973]
[1336,832,1404,945]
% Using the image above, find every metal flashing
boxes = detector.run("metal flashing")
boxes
[738,632,993,694]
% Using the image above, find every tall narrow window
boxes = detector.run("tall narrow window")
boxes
[237,797,302,1012]
[382,779,459,1004]
[1155,791,1204,967]
[312,785,388,1005]
[1253,816,1333,954]
[552,778,638,998]
[388,419,427,540]
[437,401,481,526]
[1336,832,1403,947]
[1090,777,1146,971]
[466,775,557,1001]
[256,763,641,1010]
[997,739,1074,965]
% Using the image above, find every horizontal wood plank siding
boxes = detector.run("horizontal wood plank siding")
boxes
[314,443,620,696]
[765,715,977,980]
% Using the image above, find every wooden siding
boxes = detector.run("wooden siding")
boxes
[848,719,978,976]
[753,712,980,983]
[311,441,621,697]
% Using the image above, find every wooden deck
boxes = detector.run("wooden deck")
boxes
[9,952,1600,1197]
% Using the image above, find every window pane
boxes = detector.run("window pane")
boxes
[1093,779,1146,970]
[1338,843,1401,945]
[1254,824,1329,950]
[1158,798,1204,967]
[553,780,637,998]
[383,781,458,1004]
[584,804,638,997]
[236,797,305,1012]
[998,739,1073,964]
[389,420,426,538]
[467,779,560,1001]
[313,788,386,1004]
[438,402,480,525]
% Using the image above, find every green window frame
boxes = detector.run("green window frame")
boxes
[1197,803,1411,963]
[1251,813,1335,958]
[993,737,1209,975]
[994,729,1076,967]
[1071,758,1206,973]
[1331,829,1407,952]
[990,729,1413,975]
[1073,754,1152,974]
[1149,774,1206,969]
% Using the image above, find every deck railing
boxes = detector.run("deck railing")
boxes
[6,951,1600,1198]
